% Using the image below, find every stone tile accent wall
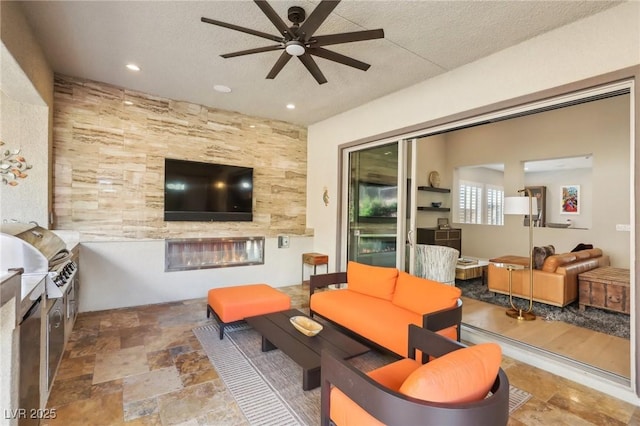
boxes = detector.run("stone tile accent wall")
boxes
[52,74,308,240]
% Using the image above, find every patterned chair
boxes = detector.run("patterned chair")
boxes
[415,244,460,285]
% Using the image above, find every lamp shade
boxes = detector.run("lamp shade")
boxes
[504,196,538,215]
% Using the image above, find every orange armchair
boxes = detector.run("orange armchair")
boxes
[320,325,509,426]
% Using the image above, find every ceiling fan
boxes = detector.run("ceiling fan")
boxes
[201,0,384,85]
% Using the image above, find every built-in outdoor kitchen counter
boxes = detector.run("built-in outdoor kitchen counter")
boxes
[0,225,80,423]
[1,270,23,426]
[0,269,47,426]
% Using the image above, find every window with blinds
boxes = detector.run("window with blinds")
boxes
[486,184,504,225]
[458,181,483,224]
[458,180,504,225]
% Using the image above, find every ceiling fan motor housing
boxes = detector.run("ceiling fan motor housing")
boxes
[288,6,306,24]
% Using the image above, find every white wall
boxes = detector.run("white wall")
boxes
[1,2,54,227]
[78,236,313,312]
[0,89,49,226]
[414,134,447,229]
[442,95,629,266]
[307,2,639,270]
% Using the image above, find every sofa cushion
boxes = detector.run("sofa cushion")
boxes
[330,388,385,426]
[586,248,602,258]
[399,343,502,403]
[532,245,555,269]
[329,358,422,426]
[347,261,398,301]
[542,253,577,273]
[573,250,591,260]
[368,358,423,392]
[311,289,422,357]
[392,271,461,315]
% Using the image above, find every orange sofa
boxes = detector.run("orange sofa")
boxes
[309,261,463,358]
[488,248,609,307]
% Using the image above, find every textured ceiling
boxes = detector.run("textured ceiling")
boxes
[18,0,621,125]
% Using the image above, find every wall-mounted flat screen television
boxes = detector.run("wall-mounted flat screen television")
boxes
[164,158,253,222]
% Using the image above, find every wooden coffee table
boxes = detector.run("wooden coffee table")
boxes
[245,309,369,390]
[456,259,490,284]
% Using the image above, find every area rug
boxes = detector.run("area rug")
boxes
[457,278,630,339]
[194,323,532,426]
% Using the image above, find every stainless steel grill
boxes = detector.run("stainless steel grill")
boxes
[0,222,76,290]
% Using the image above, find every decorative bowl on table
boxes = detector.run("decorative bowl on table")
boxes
[431,202,442,208]
[290,316,323,337]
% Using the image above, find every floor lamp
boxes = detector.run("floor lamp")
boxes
[503,189,538,321]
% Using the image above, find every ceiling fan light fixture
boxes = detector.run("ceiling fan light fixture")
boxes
[285,41,305,57]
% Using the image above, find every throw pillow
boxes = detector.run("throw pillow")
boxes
[391,271,461,315]
[532,245,555,270]
[571,243,593,252]
[346,261,398,301]
[399,343,502,403]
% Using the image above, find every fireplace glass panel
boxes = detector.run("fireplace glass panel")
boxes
[165,237,265,271]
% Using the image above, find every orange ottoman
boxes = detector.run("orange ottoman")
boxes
[207,284,290,339]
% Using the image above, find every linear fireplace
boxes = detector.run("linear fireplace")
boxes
[165,236,265,272]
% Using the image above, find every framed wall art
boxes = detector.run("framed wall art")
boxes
[560,185,580,214]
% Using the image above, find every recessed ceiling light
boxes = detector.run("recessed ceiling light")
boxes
[213,85,232,93]
[286,103,295,110]
[123,100,133,106]
[249,125,256,128]
[126,63,141,72]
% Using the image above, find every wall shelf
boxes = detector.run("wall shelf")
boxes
[417,206,451,212]
[417,186,450,193]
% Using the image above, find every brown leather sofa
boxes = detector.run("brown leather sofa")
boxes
[487,248,609,307]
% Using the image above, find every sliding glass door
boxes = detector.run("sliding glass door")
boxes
[341,139,417,272]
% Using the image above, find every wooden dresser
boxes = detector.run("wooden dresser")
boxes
[416,228,461,252]
[578,267,630,314]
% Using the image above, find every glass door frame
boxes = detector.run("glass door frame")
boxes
[339,138,417,271]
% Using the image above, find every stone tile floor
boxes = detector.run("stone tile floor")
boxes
[43,284,640,425]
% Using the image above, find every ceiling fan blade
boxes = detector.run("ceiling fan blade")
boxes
[309,47,370,71]
[266,52,293,79]
[254,0,295,39]
[312,29,384,47]
[298,54,328,85]
[299,0,341,41]
[221,45,283,58]
[201,17,283,43]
